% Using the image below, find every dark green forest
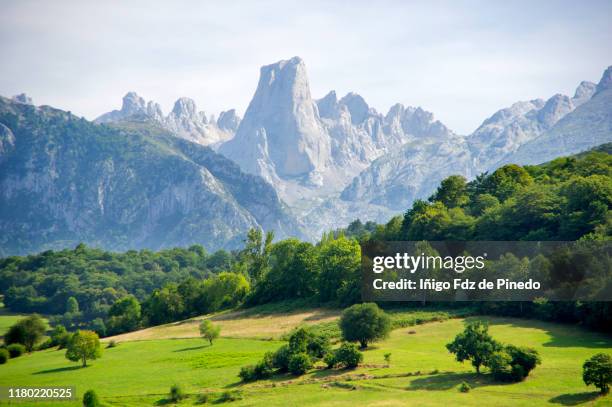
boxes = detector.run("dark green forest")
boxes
[1,144,611,337]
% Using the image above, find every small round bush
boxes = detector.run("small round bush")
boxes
[169,384,186,402]
[459,381,471,393]
[334,343,363,369]
[238,365,257,382]
[0,349,9,364]
[7,344,26,358]
[82,389,100,407]
[106,340,117,348]
[288,352,312,375]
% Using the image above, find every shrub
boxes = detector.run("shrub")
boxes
[384,352,392,365]
[459,381,471,393]
[238,365,257,382]
[488,350,514,381]
[288,352,312,375]
[324,352,336,369]
[272,344,291,372]
[7,343,26,358]
[218,391,241,402]
[583,353,612,394]
[334,343,363,369]
[196,393,209,404]
[50,325,70,349]
[340,303,391,348]
[106,340,117,348]
[0,349,8,364]
[489,345,541,382]
[82,389,100,407]
[505,345,541,378]
[169,384,186,402]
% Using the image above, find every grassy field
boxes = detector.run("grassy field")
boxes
[1,313,611,406]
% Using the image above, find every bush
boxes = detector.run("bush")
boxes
[459,381,471,393]
[82,389,100,407]
[334,342,363,369]
[583,353,612,394]
[324,352,336,368]
[489,346,541,382]
[505,345,541,378]
[288,352,312,375]
[169,384,186,402]
[272,344,291,372]
[238,365,257,382]
[7,343,26,358]
[384,352,392,365]
[218,391,241,403]
[340,303,391,348]
[106,340,117,348]
[195,393,209,404]
[0,349,8,364]
[50,325,70,349]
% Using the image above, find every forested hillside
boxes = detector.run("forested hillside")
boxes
[0,144,610,336]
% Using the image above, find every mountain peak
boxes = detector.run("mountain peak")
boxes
[11,93,33,105]
[596,65,612,93]
[121,92,146,115]
[317,91,339,119]
[171,97,199,120]
[339,92,370,124]
[537,94,573,127]
[217,109,240,132]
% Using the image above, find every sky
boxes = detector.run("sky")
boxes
[0,0,611,134]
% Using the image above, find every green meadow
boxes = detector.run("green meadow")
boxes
[1,314,611,406]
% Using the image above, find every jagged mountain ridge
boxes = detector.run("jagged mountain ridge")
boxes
[96,92,238,146]
[218,56,456,210]
[0,96,303,256]
[326,65,611,231]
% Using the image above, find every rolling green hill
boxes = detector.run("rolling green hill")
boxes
[0,314,610,406]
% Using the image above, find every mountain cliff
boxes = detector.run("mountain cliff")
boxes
[0,96,302,256]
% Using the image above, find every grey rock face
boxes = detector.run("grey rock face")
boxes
[217,109,240,132]
[501,68,612,166]
[96,92,237,146]
[220,56,331,180]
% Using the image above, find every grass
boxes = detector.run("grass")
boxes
[0,314,610,406]
[105,303,340,342]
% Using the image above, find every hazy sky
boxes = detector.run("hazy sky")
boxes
[1,0,610,134]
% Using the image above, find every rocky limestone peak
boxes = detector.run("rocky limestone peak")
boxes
[171,97,204,122]
[217,109,240,132]
[317,91,339,119]
[121,92,146,116]
[596,66,612,93]
[537,94,574,127]
[573,81,596,101]
[11,93,33,105]
[339,92,370,125]
[221,56,330,178]
[146,101,164,122]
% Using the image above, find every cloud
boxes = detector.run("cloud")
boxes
[0,0,610,133]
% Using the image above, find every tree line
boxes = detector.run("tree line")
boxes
[0,146,610,335]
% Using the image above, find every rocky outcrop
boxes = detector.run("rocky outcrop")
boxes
[96,92,238,146]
